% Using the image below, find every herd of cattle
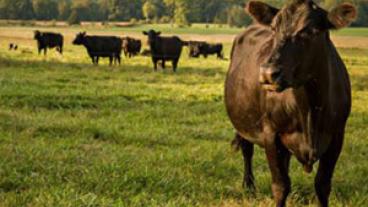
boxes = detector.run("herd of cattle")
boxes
[25,30,225,71]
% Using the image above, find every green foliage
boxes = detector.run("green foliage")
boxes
[227,5,252,28]
[0,0,367,27]
[174,1,190,27]
[67,9,80,25]
[57,0,71,20]
[143,1,158,20]
[32,0,58,20]
[353,1,368,27]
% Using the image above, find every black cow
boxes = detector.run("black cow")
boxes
[34,30,63,55]
[188,41,224,59]
[72,32,122,66]
[143,30,184,72]
[122,37,142,58]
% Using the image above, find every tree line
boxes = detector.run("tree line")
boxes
[0,0,367,27]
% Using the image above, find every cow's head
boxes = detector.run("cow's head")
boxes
[247,0,357,92]
[34,30,41,40]
[143,30,161,46]
[189,42,202,58]
[72,32,87,45]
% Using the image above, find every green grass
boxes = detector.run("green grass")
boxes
[0,27,368,206]
[332,27,368,37]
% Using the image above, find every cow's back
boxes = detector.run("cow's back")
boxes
[85,36,122,56]
[155,36,183,59]
[39,33,63,47]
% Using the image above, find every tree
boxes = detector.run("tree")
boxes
[58,0,71,20]
[108,0,143,21]
[68,9,80,25]
[174,4,189,26]
[0,0,33,19]
[227,5,251,28]
[353,1,368,27]
[32,0,58,20]
[143,1,158,20]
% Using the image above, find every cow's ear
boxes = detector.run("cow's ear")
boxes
[143,31,148,35]
[246,1,279,26]
[327,3,357,29]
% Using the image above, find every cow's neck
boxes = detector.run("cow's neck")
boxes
[150,38,161,53]
[305,35,334,111]
[302,35,336,156]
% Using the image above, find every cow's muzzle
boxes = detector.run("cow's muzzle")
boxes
[259,65,285,92]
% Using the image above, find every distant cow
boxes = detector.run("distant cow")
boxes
[225,1,356,207]
[9,43,18,51]
[72,32,122,66]
[143,30,184,72]
[122,37,142,58]
[185,41,205,57]
[34,30,63,55]
[188,41,224,59]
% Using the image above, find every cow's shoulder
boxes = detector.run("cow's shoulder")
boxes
[234,24,271,47]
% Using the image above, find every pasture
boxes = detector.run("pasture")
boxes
[0,25,368,206]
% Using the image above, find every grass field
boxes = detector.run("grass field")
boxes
[0,25,368,206]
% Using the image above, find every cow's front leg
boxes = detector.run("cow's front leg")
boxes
[315,131,344,207]
[265,135,291,207]
[109,56,113,66]
[152,58,158,71]
[90,56,95,65]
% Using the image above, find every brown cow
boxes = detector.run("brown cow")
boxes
[225,1,356,207]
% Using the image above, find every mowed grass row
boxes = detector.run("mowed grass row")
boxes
[0,28,368,206]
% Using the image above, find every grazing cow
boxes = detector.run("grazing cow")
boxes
[225,1,356,207]
[188,41,224,59]
[34,30,63,55]
[122,37,142,58]
[185,41,205,57]
[143,30,184,72]
[72,32,122,66]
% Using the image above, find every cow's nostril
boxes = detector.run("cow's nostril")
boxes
[271,71,281,81]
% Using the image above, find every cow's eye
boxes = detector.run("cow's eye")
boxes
[299,32,310,40]
[298,28,320,40]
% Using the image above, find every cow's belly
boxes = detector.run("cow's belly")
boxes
[226,97,266,146]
